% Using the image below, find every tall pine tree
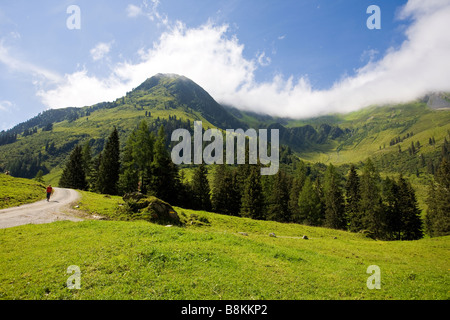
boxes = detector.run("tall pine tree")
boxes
[59,145,87,190]
[360,158,385,238]
[150,125,179,204]
[191,163,212,211]
[289,161,307,222]
[118,130,140,195]
[298,177,323,226]
[323,164,346,230]
[97,127,120,195]
[396,175,423,240]
[266,170,291,222]
[345,164,362,232]
[211,164,240,215]
[240,164,265,220]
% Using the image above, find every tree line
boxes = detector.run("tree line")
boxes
[59,120,449,240]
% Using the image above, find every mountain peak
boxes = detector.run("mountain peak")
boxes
[132,73,245,129]
[134,73,186,91]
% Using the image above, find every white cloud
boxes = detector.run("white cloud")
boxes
[37,69,130,109]
[126,4,143,17]
[126,0,168,26]
[38,0,450,119]
[90,42,113,61]
[0,41,62,83]
[0,100,13,111]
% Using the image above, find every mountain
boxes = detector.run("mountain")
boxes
[131,73,246,129]
[0,73,449,189]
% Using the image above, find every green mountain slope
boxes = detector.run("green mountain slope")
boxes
[0,73,449,190]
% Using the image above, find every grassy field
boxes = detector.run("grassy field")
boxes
[0,174,46,209]
[0,190,448,300]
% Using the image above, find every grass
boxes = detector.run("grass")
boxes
[0,174,46,209]
[0,190,448,300]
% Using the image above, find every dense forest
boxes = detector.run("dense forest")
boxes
[58,120,450,240]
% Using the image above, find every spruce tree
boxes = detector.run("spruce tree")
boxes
[97,128,120,195]
[397,175,423,240]
[59,145,87,190]
[240,164,264,220]
[289,161,307,223]
[191,163,212,211]
[150,125,179,204]
[133,120,155,193]
[360,158,385,238]
[118,131,139,195]
[382,176,401,240]
[345,165,362,232]
[323,164,346,230]
[266,170,291,222]
[298,177,323,226]
[211,164,238,215]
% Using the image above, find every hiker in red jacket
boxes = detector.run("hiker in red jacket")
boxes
[46,185,53,202]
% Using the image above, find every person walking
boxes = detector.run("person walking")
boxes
[46,185,53,202]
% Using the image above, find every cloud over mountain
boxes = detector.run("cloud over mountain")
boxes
[38,0,450,118]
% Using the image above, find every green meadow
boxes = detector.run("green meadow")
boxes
[0,190,448,300]
[0,174,46,209]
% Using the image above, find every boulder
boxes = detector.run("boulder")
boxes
[269,232,277,238]
[139,196,180,225]
[123,192,146,202]
[302,235,308,240]
[122,193,180,225]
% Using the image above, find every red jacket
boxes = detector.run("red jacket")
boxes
[47,187,52,193]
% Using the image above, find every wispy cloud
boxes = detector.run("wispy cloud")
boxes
[126,0,168,26]
[126,4,143,17]
[90,41,114,61]
[0,100,13,111]
[0,41,62,83]
[38,0,450,119]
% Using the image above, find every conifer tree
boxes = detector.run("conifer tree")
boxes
[289,161,307,222]
[323,164,346,230]
[397,175,423,240]
[345,165,362,232]
[59,145,87,190]
[211,164,239,215]
[133,120,155,193]
[150,125,179,204]
[97,127,120,195]
[298,177,323,226]
[382,176,401,240]
[191,163,211,211]
[266,170,291,222]
[240,164,264,220]
[360,158,385,238]
[118,131,139,194]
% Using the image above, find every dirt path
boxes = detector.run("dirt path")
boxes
[0,187,83,229]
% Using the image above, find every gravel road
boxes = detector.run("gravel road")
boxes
[0,187,83,229]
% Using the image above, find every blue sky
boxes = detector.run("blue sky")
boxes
[1,0,450,131]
